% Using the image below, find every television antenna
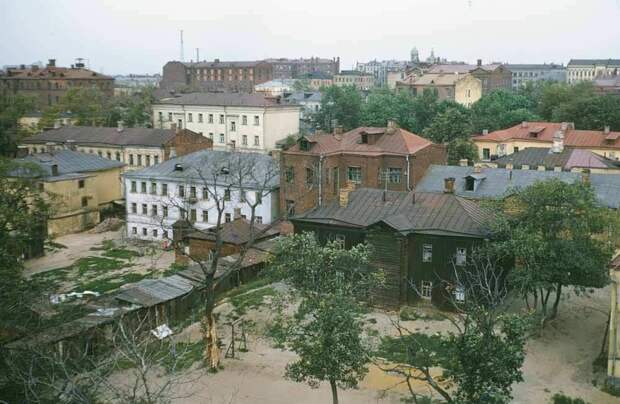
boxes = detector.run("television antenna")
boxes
[179,30,184,62]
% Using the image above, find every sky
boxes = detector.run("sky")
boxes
[1,0,619,75]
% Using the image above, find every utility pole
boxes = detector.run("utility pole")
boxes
[180,30,184,62]
[196,48,200,62]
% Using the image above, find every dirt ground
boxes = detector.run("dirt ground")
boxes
[161,286,620,404]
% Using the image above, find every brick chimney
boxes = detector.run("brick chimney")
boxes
[333,125,344,135]
[444,177,455,193]
[117,120,124,132]
[47,59,56,68]
[459,159,468,167]
[477,59,482,67]
[339,182,356,207]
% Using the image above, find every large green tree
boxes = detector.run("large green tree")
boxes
[270,232,380,404]
[0,93,36,156]
[361,88,417,131]
[490,179,613,326]
[422,105,473,143]
[470,89,539,133]
[314,85,362,131]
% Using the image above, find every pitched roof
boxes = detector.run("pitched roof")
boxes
[494,147,619,170]
[187,218,279,245]
[416,165,620,209]
[284,91,322,103]
[410,73,465,86]
[13,149,124,179]
[286,126,435,156]
[505,64,565,70]
[293,188,489,237]
[122,149,279,189]
[2,66,112,80]
[472,122,620,150]
[22,126,182,147]
[155,92,295,108]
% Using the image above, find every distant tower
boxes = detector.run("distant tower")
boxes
[410,47,420,64]
[427,48,436,64]
[179,30,184,62]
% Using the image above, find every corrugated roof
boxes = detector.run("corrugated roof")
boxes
[115,275,195,307]
[156,92,296,108]
[416,165,620,209]
[293,188,489,237]
[22,126,180,147]
[122,149,279,189]
[493,147,618,170]
[13,149,124,178]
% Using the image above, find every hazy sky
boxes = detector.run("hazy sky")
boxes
[1,0,619,75]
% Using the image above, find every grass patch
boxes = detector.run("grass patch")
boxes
[162,262,188,277]
[75,256,130,276]
[375,333,446,364]
[160,340,205,372]
[399,306,446,322]
[229,287,277,317]
[102,248,141,260]
[31,266,73,289]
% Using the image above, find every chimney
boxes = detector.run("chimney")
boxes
[459,159,468,167]
[560,122,568,131]
[53,119,61,129]
[581,168,591,184]
[117,120,124,132]
[477,59,482,67]
[233,208,242,219]
[45,142,56,154]
[444,177,455,194]
[552,130,564,153]
[66,139,77,151]
[482,129,489,135]
[386,119,398,135]
[604,125,611,134]
[47,59,56,68]
[334,125,344,135]
[473,165,482,174]
[521,121,528,128]
[51,164,59,176]
[339,182,355,207]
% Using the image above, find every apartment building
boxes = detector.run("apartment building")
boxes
[566,59,620,84]
[123,149,279,241]
[152,93,300,153]
[333,71,375,91]
[505,63,566,89]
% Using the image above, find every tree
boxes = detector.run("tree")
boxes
[490,179,613,327]
[314,85,362,131]
[470,89,539,133]
[293,79,311,92]
[53,87,112,126]
[447,138,478,165]
[0,93,36,156]
[270,233,381,404]
[422,106,473,143]
[361,88,418,131]
[551,93,620,131]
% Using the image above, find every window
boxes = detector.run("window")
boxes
[116,152,121,161]
[225,213,232,222]
[142,228,147,236]
[163,206,168,217]
[347,167,362,184]
[97,151,102,157]
[255,216,263,224]
[190,209,197,222]
[202,210,209,222]
[154,155,159,165]
[254,115,259,126]
[151,204,158,216]
[465,177,475,191]
[177,119,182,128]
[132,226,137,234]
[306,167,314,185]
[242,115,247,125]
[178,185,185,197]
[131,182,136,194]
[78,179,85,189]
[329,233,345,249]
[208,114,213,123]
[286,200,296,216]
[142,204,147,215]
[131,203,137,214]
[141,182,147,193]
[456,247,467,266]
[146,155,151,166]
[219,133,225,143]
[482,148,490,160]
[198,113,203,123]
[158,112,163,122]
[180,208,186,219]
[388,168,402,184]
[242,135,248,145]
[219,114,225,124]
[420,281,433,300]
[230,121,236,132]
[129,154,134,165]
[106,152,111,159]
[190,186,197,198]
[188,113,193,123]
[224,189,231,201]
[255,192,262,205]
[299,139,309,151]
[168,112,173,121]
[137,155,142,166]
[163,230,169,239]
[161,183,168,196]
[454,285,465,302]
[422,244,433,262]
[208,132,214,139]
[151,182,157,194]
[254,136,260,146]
[240,190,247,202]
[513,147,519,153]
[152,229,158,238]
[285,166,294,183]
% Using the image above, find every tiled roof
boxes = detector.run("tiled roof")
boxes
[122,149,279,189]
[22,126,181,147]
[568,59,620,66]
[2,66,112,80]
[293,188,489,237]
[187,218,279,245]
[13,149,124,178]
[156,92,295,108]
[494,147,619,170]
[286,127,435,156]
[416,165,620,209]
[472,122,620,149]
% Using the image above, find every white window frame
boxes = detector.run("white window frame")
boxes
[422,244,432,263]
[420,281,433,300]
[455,247,467,266]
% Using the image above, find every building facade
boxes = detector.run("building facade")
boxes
[0,59,114,109]
[567,59,620,84]
[280,122,447,216]
[333,70,375,91]
[355,60,410,87]
[152,93,300,153]
[264,57,340,79]
[472,121,620,162]
[505,64,566,89]
[123,149,280,242]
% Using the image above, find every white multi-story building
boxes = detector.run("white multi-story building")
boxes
[152,93,300,153]
[505,64,566,89]
[123,149,280,242]
[566,59,620,84]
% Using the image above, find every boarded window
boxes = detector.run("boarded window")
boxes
[422,244,432,262]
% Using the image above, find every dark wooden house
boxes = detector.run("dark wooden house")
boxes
[291,186,491,307]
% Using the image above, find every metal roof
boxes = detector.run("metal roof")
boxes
[156,92,299,108]
[22,126,180,147]
[13,149,124,178]
[494,147,619,170]
[417,165,620,209]
[115,275,196,307]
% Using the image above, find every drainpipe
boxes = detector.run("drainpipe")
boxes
[406,154,412,191]
[318,154,324,206]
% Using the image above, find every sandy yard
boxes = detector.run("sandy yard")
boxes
[146,285,620,404]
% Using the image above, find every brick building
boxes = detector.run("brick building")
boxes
[264,57,340,79]
[280,121,447,216]
[0,59,114,109]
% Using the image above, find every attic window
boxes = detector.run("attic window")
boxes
[465,177,475,191]
[361,134,368,144]
[528,127,545,138]
[299,139,310,151]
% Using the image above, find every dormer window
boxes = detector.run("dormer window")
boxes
[465,177,475,191]
[299,139,310,151]
[361,134,368,144]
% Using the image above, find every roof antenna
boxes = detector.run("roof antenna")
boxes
[179,30,184,62]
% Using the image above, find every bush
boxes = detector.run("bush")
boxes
[550,393,589,404]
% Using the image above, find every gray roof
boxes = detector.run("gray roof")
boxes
[156,92,297,108]
[568,59,620,66]
[494,147,619,170]
[22,126,178,147]
[284,91,322,103]
[115,275,196,307]
[122,149,279,189]
[416,165,620,209]
[505,64,565,70]
[13,149,124,179]
[293,188,490,238]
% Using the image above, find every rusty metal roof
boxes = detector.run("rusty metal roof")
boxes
[115,275,196,307]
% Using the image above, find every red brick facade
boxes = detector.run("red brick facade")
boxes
[164,129,213,159]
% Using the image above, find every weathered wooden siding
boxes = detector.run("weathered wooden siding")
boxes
[366,224,407,308]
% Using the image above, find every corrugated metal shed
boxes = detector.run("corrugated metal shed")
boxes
[115,275,196,307]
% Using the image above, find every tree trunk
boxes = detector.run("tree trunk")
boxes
[549,283,563,320]
[330,379,338,404]
[202,288,220,370]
